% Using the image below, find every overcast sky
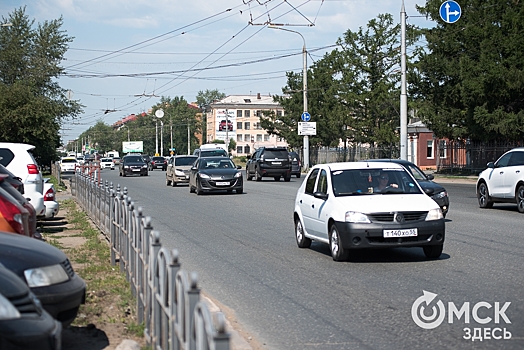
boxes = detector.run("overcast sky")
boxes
[1,0,431,141]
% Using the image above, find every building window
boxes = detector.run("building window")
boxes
[245,145,251,154]
[237,134,243,142]
[237,122,242,130]
[427,140,434,159]
[245,110,250,118]
[244,134,250,142]
[237,146,243,154]
[255,122,261,130]
[276,110,282,117]
[237,110,243,118]
[244,122,250,130]
[256,134,262,141]
[256,110,261,117]
[264,134,270,141]
[439,140,447,158]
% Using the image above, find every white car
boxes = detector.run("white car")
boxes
[76,155,85,165]
[43,179,59,219]
[0,142,45,217]
[60,157,78,173]
[100,158,115,170]
[293,161,445,261]
[476,147,524,213]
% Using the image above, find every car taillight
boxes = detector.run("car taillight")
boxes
[27,164,39,174]
[44,188,55,201]
[0,197,25,235]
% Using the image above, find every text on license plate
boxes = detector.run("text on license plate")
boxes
[272,162,281,165]
[216,181,230,186]
[383,228,418,238]
[132,169,140,171]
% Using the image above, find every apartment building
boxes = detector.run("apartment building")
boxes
[208,93,288,156]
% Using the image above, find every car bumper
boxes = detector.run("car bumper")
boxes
[173,174,190,183]
[333,219,445,249]
[27,192,46,217]
[44,200,59,219]
[123,168,148,176]
[32,273,86,326]
[0,310,62,350]
[259,166,291,177]
[199,177,243,191]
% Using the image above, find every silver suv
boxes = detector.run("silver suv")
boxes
[477,147,524,213]
[0,143,45,217]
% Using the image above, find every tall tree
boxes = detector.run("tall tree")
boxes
[0,7,83,166]
[413,0,524,141]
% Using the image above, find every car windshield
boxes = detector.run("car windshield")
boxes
[175,157,197,166]
[265,150,288,158]
[331,168,422,196]
[125,156,143,162]
[101,158,112,162]
[152,157,164,161]
[199,159,235,169]
[404,163,427,180]
[200,150,227,157]
[61,158,77,163]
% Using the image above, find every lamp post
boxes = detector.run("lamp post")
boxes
[121,123,130,141]
[268,24,309,170]
[155,109,164,156]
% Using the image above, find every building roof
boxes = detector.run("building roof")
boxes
[210,94,282,108]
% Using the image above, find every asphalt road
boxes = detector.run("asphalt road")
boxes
[99,168,523,350]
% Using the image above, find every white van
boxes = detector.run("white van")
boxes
[193,143,228,157]
[107,151,119,159]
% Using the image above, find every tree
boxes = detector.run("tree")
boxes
[413,0,524,141]
[0,7,83,166]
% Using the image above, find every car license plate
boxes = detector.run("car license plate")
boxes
[216,181,230,186]
[383,228,418,238]
[272,162,281,165]
[132,169,140,171]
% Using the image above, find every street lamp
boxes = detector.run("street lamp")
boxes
[121,123,130,142]
[268,24,309,170]
[155,109,164,156]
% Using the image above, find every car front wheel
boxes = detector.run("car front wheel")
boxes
[423,244,443,259]
[516,184,524,213]
[295,218,311,248]
[477,182,493,208]
[196,180,203,195]
[329,224,349,261]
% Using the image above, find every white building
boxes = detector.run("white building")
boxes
[208,93,288,156]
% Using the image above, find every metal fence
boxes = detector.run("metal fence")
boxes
[71,171,231,350]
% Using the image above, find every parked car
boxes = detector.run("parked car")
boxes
[0,231,86,326]
[289,151,302,178]
[43,179,59,219]
[0,142,45,217]
[59,156,78,173]
[477,147,524,213]
[363,159,450,217]
[119,155,148,177]
[0,175,31,237]
[166,155,198,186]
[0,265,62,350]
[246,147,292,182]
[293,162,445,261]
[0,164,24,195]
[150,156,167,171]
[100,157,115,170]
[189,156,243,195]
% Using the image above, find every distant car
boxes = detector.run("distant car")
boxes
[477,147,524,213]
[194,149,228,158]
[0,142,45,217]
[363,159,450,217]
[43,179,59,219]
[150,156,167,171]
[246,147,292,182]
[119,155,148,177]
[100,157,115,170]
[59,157,78,173]
[0,231,86,326]
[293,162,445,261]
[289,151,301,178]
[76,155,85,165]
[0,265,62,350]
[166,155,198,186]
[189,156,243,195]
[112,156,121,165]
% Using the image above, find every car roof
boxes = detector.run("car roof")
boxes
[318,161,405,171]
[362,158,415,166]
[174,155,197,158]
[199,156,233,161]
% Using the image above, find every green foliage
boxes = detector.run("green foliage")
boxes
[0,7,83,166]
[413,0,524,141]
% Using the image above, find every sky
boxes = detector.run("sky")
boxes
[1,0,432,142]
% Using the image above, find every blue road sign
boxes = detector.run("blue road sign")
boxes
[301,112,311,122]
[439,1,461,24]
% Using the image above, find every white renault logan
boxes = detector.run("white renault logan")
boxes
[293,161,445,261]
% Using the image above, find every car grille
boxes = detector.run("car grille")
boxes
[367,211,427,222]
[9,291,40,316]
[61,259,75,278]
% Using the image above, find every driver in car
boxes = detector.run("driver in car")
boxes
[374,172,398,192]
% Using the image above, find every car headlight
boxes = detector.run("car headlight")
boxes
[24,264,69,287]
[234,171,242,178]
[200,173,210,179]
[425,208,443,221]
[0,293,21,320]
[124,165,129,168]
[175,170,185,176]
[432,191,448,199]
[345,211,371,223]
[142,164,147,168]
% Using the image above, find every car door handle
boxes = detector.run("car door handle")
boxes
[311,204,315,209]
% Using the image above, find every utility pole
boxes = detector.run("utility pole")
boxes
[400,0,408,160]
[155,120,158,156]
[225,108,229,153]
[170,120,173,155]
[187,117,190,155]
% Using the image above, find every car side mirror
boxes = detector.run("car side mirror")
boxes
[487,162,495,169]
[236,165,242,169]
[426,174,434,180]
[313,191,328,200]
[246,155,251,159]
[191,166,197,170]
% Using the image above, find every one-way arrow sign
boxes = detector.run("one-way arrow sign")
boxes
[439,1,461,24]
